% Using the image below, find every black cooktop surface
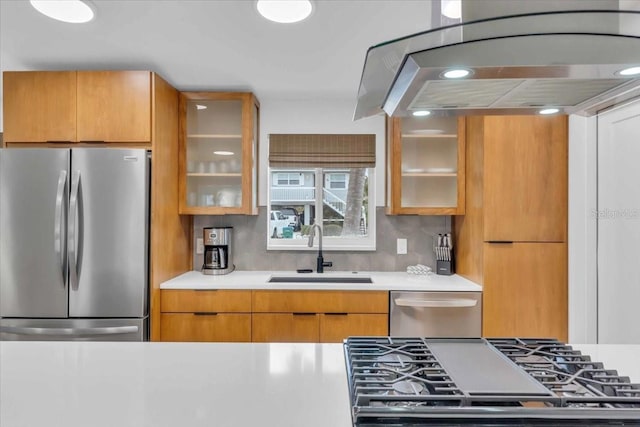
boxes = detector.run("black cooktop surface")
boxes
[343,337,640,425]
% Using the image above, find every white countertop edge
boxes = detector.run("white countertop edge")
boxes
[160,270,482,291]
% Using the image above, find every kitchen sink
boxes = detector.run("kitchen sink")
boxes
[268,276,372,284]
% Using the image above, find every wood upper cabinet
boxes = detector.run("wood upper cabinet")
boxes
[483,115,567,242]
[76,71,151,143]
[483,242,567,341]
[3,71,77,143]
[3,70,152,145]
[386,115,465,215]
[178,92,259,215]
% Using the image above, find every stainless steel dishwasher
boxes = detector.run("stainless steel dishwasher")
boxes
[389,291,482,337]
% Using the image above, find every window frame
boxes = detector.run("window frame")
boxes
[267,167,376,251]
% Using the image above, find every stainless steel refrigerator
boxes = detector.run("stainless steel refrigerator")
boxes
[0,148,149,341]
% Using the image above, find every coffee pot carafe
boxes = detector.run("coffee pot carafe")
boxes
[202,227,234,275]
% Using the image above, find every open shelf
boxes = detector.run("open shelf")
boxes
[401,134,457,138]
[187,173,242,177]
[401,172,457,177]
[187,134,242,139]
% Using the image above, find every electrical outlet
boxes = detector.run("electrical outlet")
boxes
[397,238,407,255]
[196,238,204,255]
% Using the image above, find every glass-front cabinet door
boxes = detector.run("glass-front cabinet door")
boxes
[386,115,465,215]
[179,92,259,215]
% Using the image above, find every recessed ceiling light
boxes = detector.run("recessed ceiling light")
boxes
[539,108,560,115]
[256,0,313,24]
[442,68,471,79]
[196,104,207,110]
[412,110,431,117]
[617,66,640,76]
[441,0,461,19]
[30,0,95,23]
[214,151,235,156]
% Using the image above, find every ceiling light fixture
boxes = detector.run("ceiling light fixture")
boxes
[196,104,207,110]
[256,0,313,24]
[539,108,560,115]
[30,0,95,23]
[441,0,461,19]
[442,68,471,79]
[412,110,431,117]
[213,151,235,156]
[617,66,640,76]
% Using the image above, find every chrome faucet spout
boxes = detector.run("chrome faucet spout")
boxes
[307,221,331,273]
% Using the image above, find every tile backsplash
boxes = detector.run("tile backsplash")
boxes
[193,207,450,272]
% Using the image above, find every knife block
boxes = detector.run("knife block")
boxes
[436,259,454,275]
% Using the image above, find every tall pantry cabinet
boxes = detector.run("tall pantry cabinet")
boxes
[454,115,568,341]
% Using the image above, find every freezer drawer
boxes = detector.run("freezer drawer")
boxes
[390,291,482,337]
[0,318,148,341]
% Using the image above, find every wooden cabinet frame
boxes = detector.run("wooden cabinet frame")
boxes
[386,116,466,215]
[178,92,259,215]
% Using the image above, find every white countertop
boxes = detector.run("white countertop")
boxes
[0,342,353,427]
[1,342,640,427]
[160,270,483,291]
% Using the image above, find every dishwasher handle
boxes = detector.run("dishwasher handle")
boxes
[394,298,478,308]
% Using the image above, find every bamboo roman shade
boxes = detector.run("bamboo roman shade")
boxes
[269,134,376,168]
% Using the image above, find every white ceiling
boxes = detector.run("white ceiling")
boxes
[0,0,434,105]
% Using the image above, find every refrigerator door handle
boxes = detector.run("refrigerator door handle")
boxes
[69,170,80,291]
[54,170,68,287]
[0,325,139,336]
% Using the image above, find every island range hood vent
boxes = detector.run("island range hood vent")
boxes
[354,9,640,119]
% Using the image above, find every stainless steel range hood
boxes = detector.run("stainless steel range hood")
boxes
[354,10,640,119]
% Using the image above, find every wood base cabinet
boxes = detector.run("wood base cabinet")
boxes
[483,242,567,340]
[252,313,318,342]
[319,313,388,343]
[161,313,251,342]
[160,290,252,342]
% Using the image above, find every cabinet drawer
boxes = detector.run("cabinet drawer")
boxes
[160,290,251,313]
[252,313,319,343]
[252,290,389,313]
[319,313,388,343]
[160,313,251,342]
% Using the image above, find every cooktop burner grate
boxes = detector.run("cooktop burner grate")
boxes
[344,337,640,425]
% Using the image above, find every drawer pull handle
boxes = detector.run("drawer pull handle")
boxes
[193,312,218,316]
[394,298,477,308]
[292,312,316,316]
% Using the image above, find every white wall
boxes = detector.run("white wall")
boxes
[596,100,640,343]
[568,115,598,343]
[569,98,640,344]
[257,97,386,207]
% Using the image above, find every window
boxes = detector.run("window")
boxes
[268,167,375,250]
[275,172,302,186]
[267,133,376,251]
[326,173,347,189]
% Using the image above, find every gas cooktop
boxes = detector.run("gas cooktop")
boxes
[343,337,640,425]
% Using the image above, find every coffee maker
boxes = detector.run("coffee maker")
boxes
[202,227,234,275]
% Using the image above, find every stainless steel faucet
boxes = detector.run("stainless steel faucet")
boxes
[307,221,332,273]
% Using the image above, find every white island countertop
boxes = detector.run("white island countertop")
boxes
[1,342,639,427]
[160,270,482,291]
